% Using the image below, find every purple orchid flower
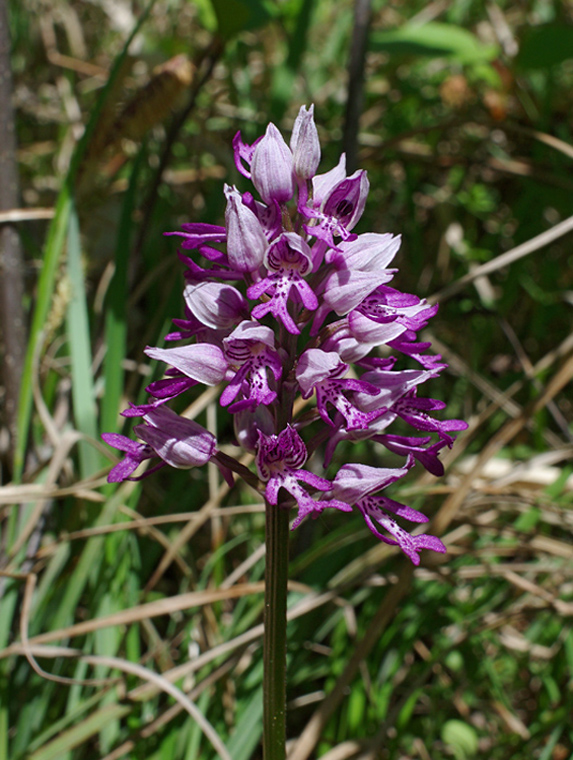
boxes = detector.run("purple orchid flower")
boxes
[290,104,320,181]
[255,426,351,529]
[221,321,283,411]
[247,232,318,334]
[224,184,269,272]
[103,407,216,481]
[103,105,467,566]
[250,123,295,205]
[329,462,446,565]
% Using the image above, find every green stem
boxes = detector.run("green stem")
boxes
[263,498,290,760]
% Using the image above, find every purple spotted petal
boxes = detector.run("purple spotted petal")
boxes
[358,496,446,565]
[296,349,345,396]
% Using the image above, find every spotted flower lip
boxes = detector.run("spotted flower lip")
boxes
[103,104,467,566]
[296,348,384,430]
[255,426,351,529]
[220,320,283,411]
[247,232,318,334]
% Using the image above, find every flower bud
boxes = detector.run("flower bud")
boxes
[251,123,295,204]
[136,407,216,469]
[290,104,320,180]
[224,185,268,272]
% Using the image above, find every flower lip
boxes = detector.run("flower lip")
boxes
[265,232,313,274]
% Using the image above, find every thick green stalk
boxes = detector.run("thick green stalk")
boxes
[263,497,290,760]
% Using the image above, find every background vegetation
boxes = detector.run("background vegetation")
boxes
[1,0,572,758]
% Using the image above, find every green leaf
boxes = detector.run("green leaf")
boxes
[396,687,422,730]
[225,688,263,760]
[209,0,272,40]
[100,147,145,437]
[517,24,573,69]
[370,22,499,64]
[441,719,479,759]
[66,203,100,476]
[14,0,158,481]
[27,705,131,760]
[15,187,71,480]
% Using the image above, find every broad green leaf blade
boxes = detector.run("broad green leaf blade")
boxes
[370,22,499,64]
[224,687,263,760]
[14,188,71,480]
[25,690,114,755]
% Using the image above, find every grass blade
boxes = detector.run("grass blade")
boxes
[65,202,100,476]
[100,147,146,436]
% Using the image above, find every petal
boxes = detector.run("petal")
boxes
[312,154,346,207]
[321,269,396,316]
[183,281,247,330]
[326,233,401,271]
[145,344,227,385]
[331,462,411,505]
[296,349,345,396]
[137,408,216,468]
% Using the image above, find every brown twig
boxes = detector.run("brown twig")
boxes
[430,212,573,304]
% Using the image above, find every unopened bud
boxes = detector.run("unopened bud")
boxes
[251,123,295,204]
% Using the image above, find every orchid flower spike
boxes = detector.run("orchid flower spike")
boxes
[103,104,467,565]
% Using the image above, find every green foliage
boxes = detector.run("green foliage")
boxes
[441,720,479,759]
[209,0,274,40]
[517,24,573,69]
[370,22,499,63]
